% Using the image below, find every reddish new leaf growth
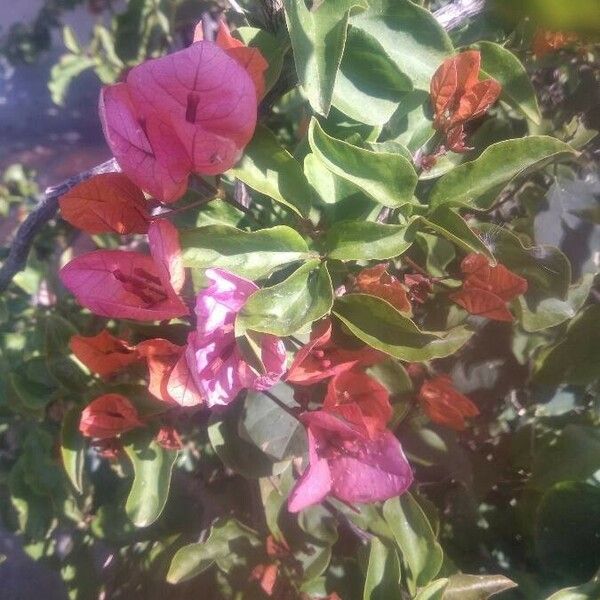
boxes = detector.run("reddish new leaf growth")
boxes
[533,29,577,58]
[194,20,268,100]
[324,370,392,438]
[287,319,383,385]
[59,173,150,235]
[418,375,479,431]
[100,40,258,202]
[70,330,139,377]
[356,264,412,314]
[450,253,528,322]
[80,393,143,439]
[250,563,279,597]
[430,50,501,153]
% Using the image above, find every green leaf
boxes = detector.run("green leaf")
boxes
[429,137,577,211]
[235,27,287,95]
[238,260,333,337]
[366,140,414,163]
[332,26,412,125]
[305,152,361,205]
[325,220,416,261]
[535,482,600,583]
[414,232,456,277]
[180,224,312,281]
[529,424,600,490]
[295,542,333,581]
[61,408,85,494]
[442,574,517,599]
[363,538,401,600]
[309,119,418,208]
[208,402,285,478]
[240,386,306,461]
[383,493,443,593]
[49,54,96,106]
[350,0,453,90]
[478,225,571,299]
[124,436,178,528]
[333,294,473,361]
[229,125,311,217]
[415,579,449,600]
[474,41,541,124]
[167,518,260,584]
[62,26,81,54]
[283,0,367,115]
[418,208,494,260]
[516,273,594,332]
[546,575,600,600]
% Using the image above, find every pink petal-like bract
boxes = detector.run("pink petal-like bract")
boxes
[288,411,413,512]
[60,250,188,321]
[148,218,186,294]
[100,41,257,202]
[186,268,286,407]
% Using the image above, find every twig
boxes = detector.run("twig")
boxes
[0,1,485,294]
[0,158,119,293]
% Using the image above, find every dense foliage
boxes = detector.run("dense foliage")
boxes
[0,1,599,599]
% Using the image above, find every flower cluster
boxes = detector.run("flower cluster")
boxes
[58,30,528,518]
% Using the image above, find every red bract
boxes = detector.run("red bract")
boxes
[356,264,412,314]
[287,411,413,513]
[450,253,528,322]
[59,173,150,235]
[250,563,278,597]
[137,339,204,406]
[60,218,188,321]
[100,41,258,202]
[430,50,501,153]
[70,330,139,377]
[80,393,143,439]
[324,371,392,438]
[533,30,577,58]
[405,273,433,305]
[194,20,268,101]
[418,375,479,431]
[286,319,382,386]
[156,425,183,450]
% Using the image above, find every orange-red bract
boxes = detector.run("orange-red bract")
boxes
[137,338,204,406]
[156,425,183,450]
[70,330,139,377]
[194,20,268,100]
[418,375,479,431]
[79,393,143,439]
[356,264,412,314]
[324,370,393,438]
[450,253,528,321]
[533,29,577,58]
[59,173,150,235]
[430,50,501,153]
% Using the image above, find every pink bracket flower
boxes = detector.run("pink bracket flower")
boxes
[60,219,188,321]
[288,410,413,513]
[186,268,286,407]
[100,41,258,202]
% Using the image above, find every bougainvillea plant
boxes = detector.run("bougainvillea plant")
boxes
[1,1,599,599]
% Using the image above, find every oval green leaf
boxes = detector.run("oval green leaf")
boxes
[325,220,416,261]
[238,260,334,337]
[309,118,418,208]
[229,125,311,217]
[333,294,473,361]
[61,407,85,494]
[180,224,312,281]
[124,436,178,528]
[429,137,576,210]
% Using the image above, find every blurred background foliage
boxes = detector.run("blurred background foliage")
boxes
[0,1,599,599]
